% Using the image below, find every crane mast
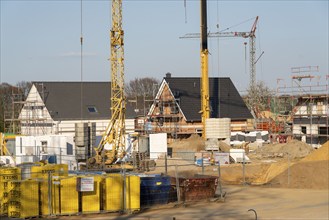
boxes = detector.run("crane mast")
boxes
[110,0,125,152]
[88,0,126,169]
[249,16,258,89]
[200,0,210,139]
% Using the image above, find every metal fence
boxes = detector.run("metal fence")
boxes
[0,161,223,219]
[149,150,300,187]
[0,149,303,219]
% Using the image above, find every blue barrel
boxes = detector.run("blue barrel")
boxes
[48,155,57,164]
[140,175,171,207]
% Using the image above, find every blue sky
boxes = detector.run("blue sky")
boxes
[0,0,328,92]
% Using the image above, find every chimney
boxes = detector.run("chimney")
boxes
[165,72,171,78]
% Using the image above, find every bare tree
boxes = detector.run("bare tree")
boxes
[0,83,19,132]
[0,81,31,132]
[16,81,32,98]
[125,77,160,98]
[245,81,274,116]
[125,77,160,115]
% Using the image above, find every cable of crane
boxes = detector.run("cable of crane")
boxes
[80,0,84,121]
[184,0,187,23]
[216,0,220,78]
[208,0,213,78]
[219,16,257,33]
[0,1,2,83]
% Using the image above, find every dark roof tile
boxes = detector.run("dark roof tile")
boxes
[32,82,137,120]
[165,77,252,121]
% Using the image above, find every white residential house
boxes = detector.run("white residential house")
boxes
[19,82,138,136]
[16,82,139,167]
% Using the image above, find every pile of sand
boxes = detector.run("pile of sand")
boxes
[169,135,231,153]
[169,134,205,151]
[253,141,328,189]
[301,141,328,162]
[256,140,313,159]
[218,141,231,153]
[271,159,328,189]
[252,161,291,184]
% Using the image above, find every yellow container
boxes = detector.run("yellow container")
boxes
[81,175,102,213]
[52,176,79,215]
[102,174,123,211]
[8,179,39,218]
[125,175,140,212]
[31,164,68,179]
[0,167,21,215]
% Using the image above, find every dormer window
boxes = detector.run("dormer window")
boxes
[87,106,98,113]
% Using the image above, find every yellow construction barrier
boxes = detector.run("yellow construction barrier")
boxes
[102,174,123,212]
[52,176,79,215]
[1,169,141,217]
[0,167,21,216]
[7,179,39,218]
[31,164,68,179]
[125,175,140,212]
[39,179,52,216]
[81,175,102,213]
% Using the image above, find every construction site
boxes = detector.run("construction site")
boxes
[0,0,328,220]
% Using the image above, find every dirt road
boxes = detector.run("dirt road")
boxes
[52,185,328,220]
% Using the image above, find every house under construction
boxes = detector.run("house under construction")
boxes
[275,66,329,146]
[136,73,253,141]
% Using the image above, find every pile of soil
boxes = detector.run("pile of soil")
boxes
[253,161,292,185]
[301,141,329,162]
[271,160,328,189]
[218,141,231,153]
[169,134,231,153]
[169,134,205,151]
[254,141,329,189]
[256,140,313,159]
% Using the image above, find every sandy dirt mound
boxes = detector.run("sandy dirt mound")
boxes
[301,141,328,162]
[256,140,313,159]
[253,161,292,184]
[218,141,231,153]
[220,163,270,184]
[169,134,205,151]
[157,139,327,189]
[169,135,230,153]
[270,160,329,189]
[252,141,328,189]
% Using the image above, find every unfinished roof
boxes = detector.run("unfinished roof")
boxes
[32,82,137,120]
[164,77,252,121]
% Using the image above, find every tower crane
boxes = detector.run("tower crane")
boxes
[180,16,259,89]
[87,0,126,169]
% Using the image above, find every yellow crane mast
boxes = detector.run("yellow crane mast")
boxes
[200,0,210,139]
[0,133,16,166]
[88,0,126,169]
[0,133,9,156]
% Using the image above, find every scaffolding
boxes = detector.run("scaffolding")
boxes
[4,88,25,134]
[276,66,329,146]
[5,84,50,135]
[143,83,195,140]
